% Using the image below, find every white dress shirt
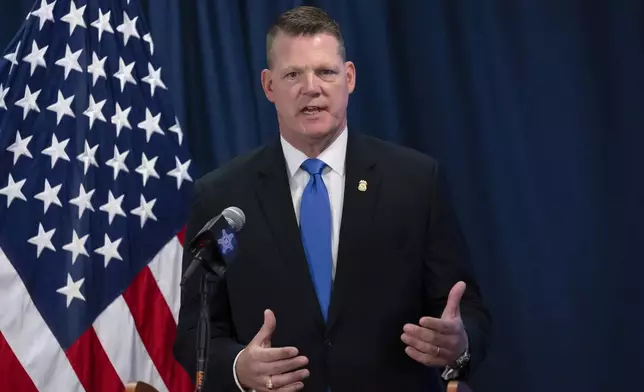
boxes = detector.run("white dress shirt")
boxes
[280,126,347,280]
[233,127,348,391]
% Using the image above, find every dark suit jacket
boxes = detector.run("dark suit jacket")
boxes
[174,132,491,392]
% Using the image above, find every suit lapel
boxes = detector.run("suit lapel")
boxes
[327,133,381,332]
[254,139,326,332]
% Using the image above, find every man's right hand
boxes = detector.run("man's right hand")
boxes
[236,309,310,391]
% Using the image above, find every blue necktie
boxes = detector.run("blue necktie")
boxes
[299,158,333,322]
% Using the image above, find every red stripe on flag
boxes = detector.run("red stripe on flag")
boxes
[123,266,193,392]
[177,227,186,246]
[66,326,124,392]
[0,330,38,392]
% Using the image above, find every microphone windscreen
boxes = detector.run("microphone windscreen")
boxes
[222,206,245,232]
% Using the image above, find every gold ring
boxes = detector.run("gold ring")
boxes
[266,375,273,390]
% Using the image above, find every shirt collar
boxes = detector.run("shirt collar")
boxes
[280,126,348,179]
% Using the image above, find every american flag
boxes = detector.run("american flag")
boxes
[0,0,194,391]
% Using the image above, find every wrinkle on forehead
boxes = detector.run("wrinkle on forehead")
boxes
[270,33,343,70]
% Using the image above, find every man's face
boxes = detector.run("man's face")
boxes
[261,32,356,147]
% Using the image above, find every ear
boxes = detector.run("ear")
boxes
[261,69,274,102]
[345,61,356,94]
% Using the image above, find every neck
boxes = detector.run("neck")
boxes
[281,121,346,158]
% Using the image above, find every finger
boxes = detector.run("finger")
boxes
[263,355,308,375]
[402,332,457,360]
[274,382,305,392]
[402,324,454,348]
[418,317,460,334]
[252,309,277,347]
[255,346,300,362]
[441,281,466,319]
[401,331,436,355]
[270,368,310,390]
[404,346,448,367]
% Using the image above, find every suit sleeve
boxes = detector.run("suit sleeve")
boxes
[423,162,492,379]
[173,178,247,391]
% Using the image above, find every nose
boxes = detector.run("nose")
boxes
[302,72,321,96]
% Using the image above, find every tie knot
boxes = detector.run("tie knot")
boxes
[301,158,327,176]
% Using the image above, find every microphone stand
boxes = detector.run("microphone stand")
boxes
[183,214,240,392]
[194,270,212,392]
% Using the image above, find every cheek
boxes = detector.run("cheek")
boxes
[274,92,298,112]
[327,84,347,100]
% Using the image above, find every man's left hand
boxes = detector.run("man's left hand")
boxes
[401,281,469,367]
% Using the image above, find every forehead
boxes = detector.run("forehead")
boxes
[270,32,342,68]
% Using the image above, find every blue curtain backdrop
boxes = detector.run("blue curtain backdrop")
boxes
[2,1,643,391]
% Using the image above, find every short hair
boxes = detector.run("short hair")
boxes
[266,6,346,68]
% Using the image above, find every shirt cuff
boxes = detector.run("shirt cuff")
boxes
[233,349,252,392]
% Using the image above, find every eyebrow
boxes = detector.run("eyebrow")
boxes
[283,64,339,73]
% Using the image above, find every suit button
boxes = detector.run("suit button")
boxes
[324,339,332,347]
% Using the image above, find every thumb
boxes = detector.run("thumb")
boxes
[252,309,276,347]
[441,281,466,320]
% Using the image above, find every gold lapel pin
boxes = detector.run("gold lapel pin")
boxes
[358,180,367,192]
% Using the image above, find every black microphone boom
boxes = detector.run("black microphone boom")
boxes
[180,206,245,286]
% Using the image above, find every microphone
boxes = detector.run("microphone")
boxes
[185,206,245,392]
[180,206,246,286]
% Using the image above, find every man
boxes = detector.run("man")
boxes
[174,6,491,392]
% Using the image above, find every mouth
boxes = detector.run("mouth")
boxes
[301,106,325,115]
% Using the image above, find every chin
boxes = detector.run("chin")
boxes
[303,123,335,137]
[299,118,339,136]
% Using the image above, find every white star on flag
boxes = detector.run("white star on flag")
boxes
[131,195,158,228]
[22,40,48,76]
[138,108,164,142]
[87,52,107,86]
[31,0,57,31]
[6,131,33,165]
[0,174,27,207]
[15,85,41,119]
[99,190,126,224]
[47,90,76,125]
[69,183,95,219]
[61,1,87,35]
[135,153,160,186]
[111,103,132,137]
[142,63,167,96]
[55,45,83,80]
[0,84,8,110]
[94,234,123,267]
[62,230,90,264]
[84,94,107,129]
[167,157,192,189]
[143,33,154,55]
[34,179,63,213]
[0,84,8,111]
[91,9,114,42]
[41,133,70,168]
[114,57,137,92]
[3,42,20,74]
[169,117,184,146]
[105,145,130,180]
[56,274,86,308]
[28,223,56,258]
[116,11,140,45]
[76,140,99,175]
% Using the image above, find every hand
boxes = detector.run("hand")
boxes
[236,309,310,391]
[401,281,469,367]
